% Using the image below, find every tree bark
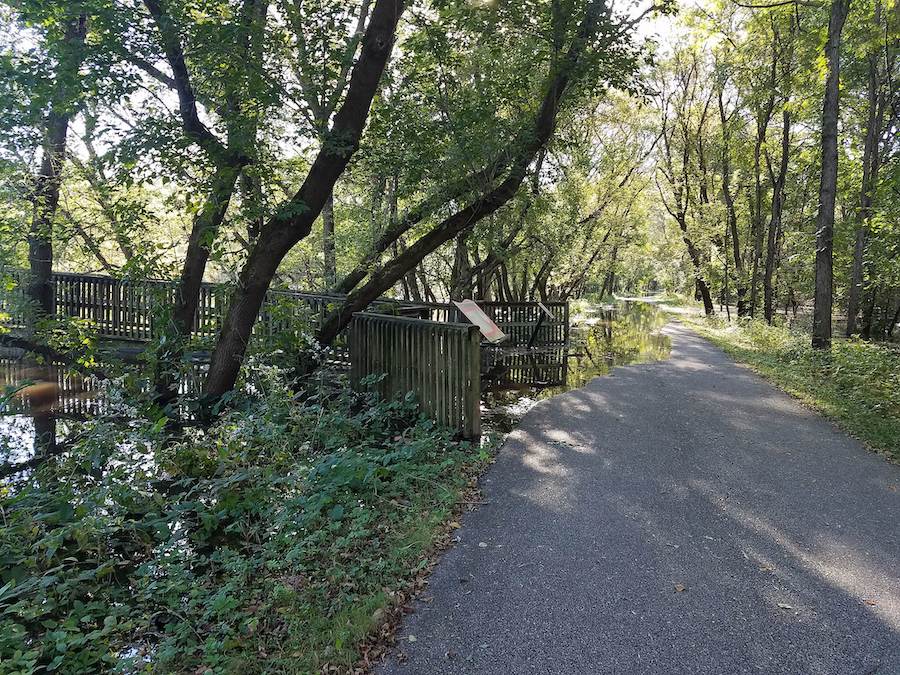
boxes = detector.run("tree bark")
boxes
[813,0,851,350]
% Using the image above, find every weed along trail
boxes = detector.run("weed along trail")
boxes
[377,322,900,675]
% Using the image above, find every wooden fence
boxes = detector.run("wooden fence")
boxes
[0,271,426,365]
[1,271,568,347]
[349,313,481,439]
[2,272,571,434]
[482,345,568,392]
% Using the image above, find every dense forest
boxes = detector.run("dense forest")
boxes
[2,0,898,375]
[0,0,898,671]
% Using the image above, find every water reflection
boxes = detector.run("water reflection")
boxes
[0,359,98,476]
[482,302,671,432]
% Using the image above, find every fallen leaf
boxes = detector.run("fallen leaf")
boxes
[864,599,877,606]
[674,583,687,593]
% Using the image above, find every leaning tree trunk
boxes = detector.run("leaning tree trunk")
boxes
[203,0,405,399]
[26,15,87,333]
[813,0,851,350]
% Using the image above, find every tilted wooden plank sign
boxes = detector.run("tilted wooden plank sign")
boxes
[537,301,556,320]
[452,299,507,344]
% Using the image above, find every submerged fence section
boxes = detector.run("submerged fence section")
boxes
[349,313,481,439]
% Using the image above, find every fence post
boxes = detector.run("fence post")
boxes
[463,325,481,440]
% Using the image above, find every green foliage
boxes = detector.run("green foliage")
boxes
[0,373,485,673]
[687,316,900,460]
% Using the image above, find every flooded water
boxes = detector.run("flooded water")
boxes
[481,301,671,433]
[1,302,672,469]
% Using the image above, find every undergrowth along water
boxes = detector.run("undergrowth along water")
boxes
[0,368,491,674]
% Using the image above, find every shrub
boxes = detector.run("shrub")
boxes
[0,369,483,673]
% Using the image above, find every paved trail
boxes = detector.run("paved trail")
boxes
[378,323,900,675]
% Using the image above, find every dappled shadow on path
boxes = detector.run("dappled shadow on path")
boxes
[378,323,900,675]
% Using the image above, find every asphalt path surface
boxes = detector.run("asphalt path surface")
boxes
[377,322,900,674]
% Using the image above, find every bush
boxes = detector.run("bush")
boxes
[0,369,485,673]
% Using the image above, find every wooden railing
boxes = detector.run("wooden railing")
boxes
[349,313,481,439]
[0,271,422,364]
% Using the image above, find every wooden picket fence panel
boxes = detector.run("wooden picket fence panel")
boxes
[481,345,568,391]
[349,313,481,439]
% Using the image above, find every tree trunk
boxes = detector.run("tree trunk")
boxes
[145,0,265,403]
[887,297,900,339]
[322,193,337,288]
[813,0,851,350]
[155,165,243,403]
[680,223,714,315]
[749,49,778,317]
[718,87,747,316]
[26,15,87,332]
[450,233,472,298]
[846,11,883,336]
[764,110,790,323]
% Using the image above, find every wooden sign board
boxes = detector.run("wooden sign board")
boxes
[537,301,556,320]
[452,299,507,344]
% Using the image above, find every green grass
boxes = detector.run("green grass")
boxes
[682,316,900,462]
